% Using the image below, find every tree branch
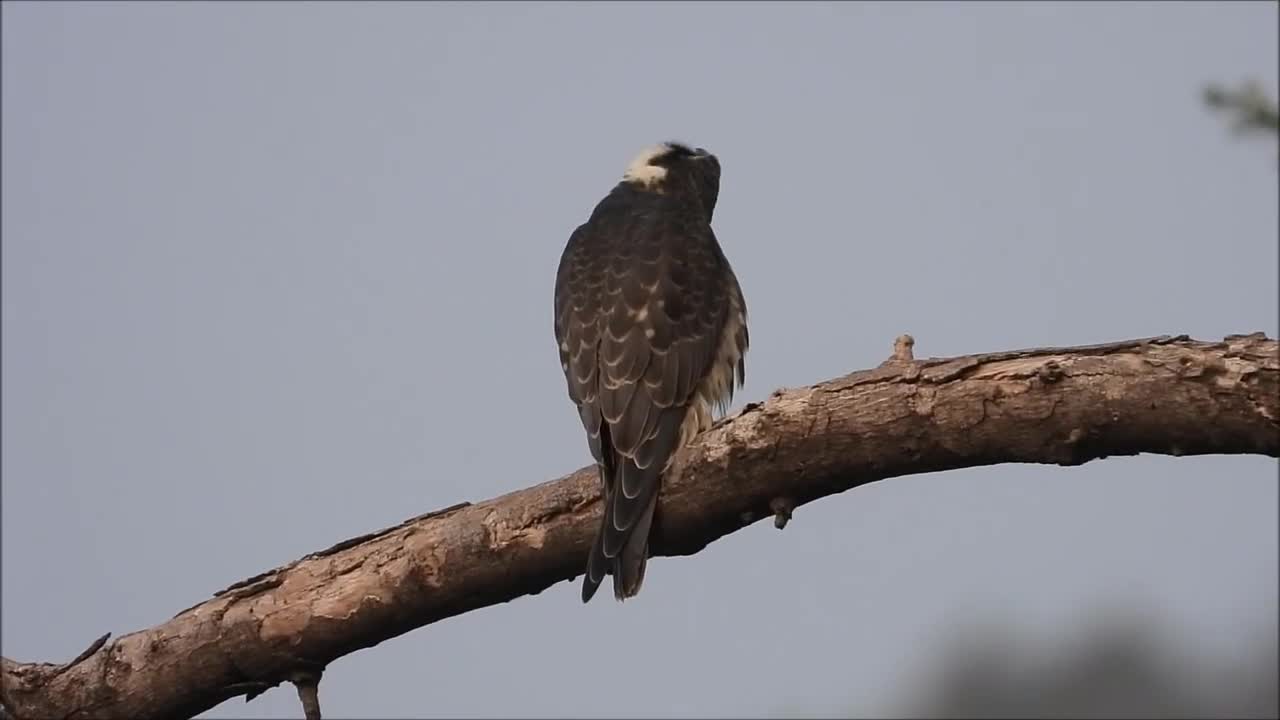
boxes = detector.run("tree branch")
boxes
[3,333,1277,720]
[1205,81,1280,137]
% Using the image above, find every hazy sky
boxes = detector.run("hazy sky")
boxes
[2,2,1276,718]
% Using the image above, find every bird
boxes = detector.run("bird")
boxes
[553,141,749,603]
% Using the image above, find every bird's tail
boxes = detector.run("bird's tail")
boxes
[612,492,657,601]
[582,524,609,603]
[580,490,658,603]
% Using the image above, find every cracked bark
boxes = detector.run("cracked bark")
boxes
[2,333,1277,720]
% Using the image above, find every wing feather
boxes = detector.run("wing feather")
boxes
[614,384,656,457]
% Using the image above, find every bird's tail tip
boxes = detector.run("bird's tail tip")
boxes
[612,554,648,601]
[581,574,603,603]
[579,563,646,603]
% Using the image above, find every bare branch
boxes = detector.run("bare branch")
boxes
[2,333,1277,720]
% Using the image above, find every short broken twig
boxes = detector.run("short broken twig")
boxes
[892,334,915,362]
[292,670,323,720]
[770,497,795,529]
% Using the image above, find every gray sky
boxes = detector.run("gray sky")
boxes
[2,2,1276,718]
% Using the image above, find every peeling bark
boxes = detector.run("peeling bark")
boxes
[3,333,1277,720]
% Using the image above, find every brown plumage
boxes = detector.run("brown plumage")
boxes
[553,142,748,603]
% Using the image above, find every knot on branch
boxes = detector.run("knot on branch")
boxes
[1038,360,1064,384]
[770,497,795,529]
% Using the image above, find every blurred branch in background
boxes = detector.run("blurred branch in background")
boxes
[892,609,1278,719]
[1205,80,1279,136]
[1204,79,1279,164]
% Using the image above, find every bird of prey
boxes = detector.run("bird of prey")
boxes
[553,141,749,603]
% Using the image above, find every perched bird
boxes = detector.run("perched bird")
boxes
[553,141,749,603]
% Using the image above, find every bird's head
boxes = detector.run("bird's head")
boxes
[622,141,721,220]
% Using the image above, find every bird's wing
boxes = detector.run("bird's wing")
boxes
[555,224,610,477]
